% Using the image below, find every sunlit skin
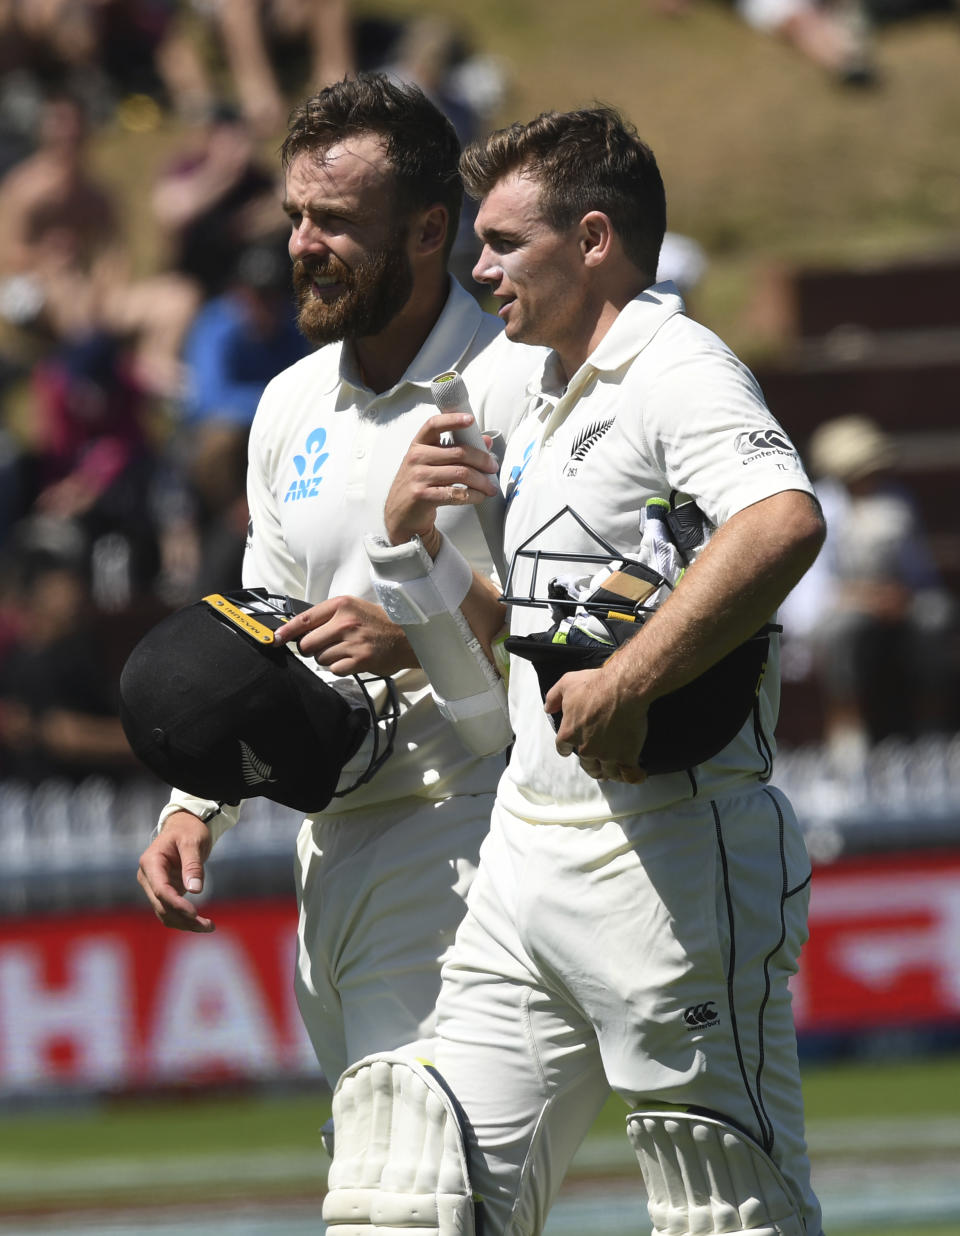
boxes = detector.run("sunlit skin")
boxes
[282,137,447,392]
[472,170,642,382]
[284,139,413,347]
[284,137,399,297]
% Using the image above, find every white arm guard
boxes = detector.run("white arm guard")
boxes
[365,533,513,758]
[155,792,240,847]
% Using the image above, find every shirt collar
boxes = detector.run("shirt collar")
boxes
[530,281,685,436]
[402,276,486,389]
[535,280,686,406]
[317,277,486,399]
[582,280,685,374]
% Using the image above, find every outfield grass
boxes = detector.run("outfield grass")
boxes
[1,1052,958,1233]
[802,1052,960,1122]
[0,1084,333,1162]
[6,1052,956,1162]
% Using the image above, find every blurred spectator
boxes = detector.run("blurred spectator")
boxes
[170,416,248,597]
[181,238,309,431]
[654,0,876,86]
[21,331,169,608]
[0,89,120,340]
[150,101,283,300]
[0,424,24,543]
[656,230,708,319]
[0,88,199,397]
[857,0,956,22]
[186,0,355,137]
[383,14,487,147]
[382,14,506,290]
[179,5,507,283]
[80,0,215,121]
[780,414,955,765]
[736,0,875,84]
[0,1,218,129]
[0,532,138,784]
[657,232,708,295]
[171,238,311,594]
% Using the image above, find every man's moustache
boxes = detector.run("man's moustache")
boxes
[295,259,350,284]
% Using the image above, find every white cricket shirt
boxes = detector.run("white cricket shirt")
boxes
[166,278,542,833]
[497,282,816,824]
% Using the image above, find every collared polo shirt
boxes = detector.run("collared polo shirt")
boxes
[496,282,816,823]
[169,278,543,827]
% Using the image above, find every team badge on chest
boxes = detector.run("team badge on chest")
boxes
[561,417,614,478]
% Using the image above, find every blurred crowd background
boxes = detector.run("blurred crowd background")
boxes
[0,13,958,1234]
[0,0,508,804]
[0,0,957,913]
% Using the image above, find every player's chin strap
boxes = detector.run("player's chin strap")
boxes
[627,1108,808,1236]
[322,1051,477,1236]
[365,533,513,759]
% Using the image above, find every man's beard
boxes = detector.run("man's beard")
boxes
[292,233,414,346]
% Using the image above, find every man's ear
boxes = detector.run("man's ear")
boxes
[579,211,614,268]
[413,205,449,257]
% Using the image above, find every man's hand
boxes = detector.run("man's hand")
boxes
[274,595,417,675]
[545,665,650,784]
[137,810,215,933]
[384,412,499,552]
[545,491,826,784]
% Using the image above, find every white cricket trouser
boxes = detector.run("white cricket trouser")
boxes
[294,792,491,1087]
[433,784,822,1236]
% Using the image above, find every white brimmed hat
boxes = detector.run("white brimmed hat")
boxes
[808,415,895,483]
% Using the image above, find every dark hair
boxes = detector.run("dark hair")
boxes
[282,73,462,257]
[460,106,666,280]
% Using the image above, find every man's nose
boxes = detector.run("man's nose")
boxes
[472,247,501,286]
[289,220,330,260]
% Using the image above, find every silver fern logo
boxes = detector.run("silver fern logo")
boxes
[563,418,614,477]
[239,740,277,786]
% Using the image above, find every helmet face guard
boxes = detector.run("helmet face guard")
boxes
[502,505,668,624]
[500,503,777,775]
[335,668,400,797]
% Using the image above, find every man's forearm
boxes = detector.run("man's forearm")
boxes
[606,489,825,705]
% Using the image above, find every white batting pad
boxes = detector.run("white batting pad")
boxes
[323,1052,475,1235]
[627,1109,805,1236]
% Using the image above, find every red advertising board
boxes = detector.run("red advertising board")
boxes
[792,849,960,1033]
[1,850,959,1094]
[0,899,317,1094]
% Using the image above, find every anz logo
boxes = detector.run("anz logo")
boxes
[285,428,330,502]
[505,439,535,505]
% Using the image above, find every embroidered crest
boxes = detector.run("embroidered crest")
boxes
[563,418,614,477]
